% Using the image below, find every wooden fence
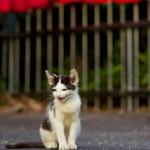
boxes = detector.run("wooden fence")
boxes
[0,1,150,112]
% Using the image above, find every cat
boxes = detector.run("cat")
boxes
[5,69,81,150]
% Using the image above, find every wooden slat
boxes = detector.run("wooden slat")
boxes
[107,2,113,111]
[47,8,53,90]
[15,15,20,93]
[58,4,64,75]
[148,1,150,112]
[36,9,42,93]
[25,11,31,93]
[81,90,150,97]
[8,37,14,93]
[2,20,150,38]
[94,4,100,111]
[82,3,88,111]
[120,4,126,112]
[70,4,76,70]
[127,28,133,112]
[133,3,139,111]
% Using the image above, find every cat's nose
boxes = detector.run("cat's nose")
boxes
[57,93,61,98]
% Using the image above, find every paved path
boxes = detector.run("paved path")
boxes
[1,113,150,150]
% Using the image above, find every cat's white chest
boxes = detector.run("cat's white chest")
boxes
[61,104,77,114]
[63,112,75,126]
[56,104,78,120]
[55,99,80,126]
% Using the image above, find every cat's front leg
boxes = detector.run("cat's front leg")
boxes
[55,118,69,150]
[68,119,80,149]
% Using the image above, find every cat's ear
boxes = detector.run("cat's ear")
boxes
[68,69,79,85]
[45,70,57,85]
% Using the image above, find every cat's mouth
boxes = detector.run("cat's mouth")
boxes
[58,96,67,102]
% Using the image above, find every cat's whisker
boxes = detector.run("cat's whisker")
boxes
[41,95,51,100]
[42,91,52,94]
[41,93,54,102]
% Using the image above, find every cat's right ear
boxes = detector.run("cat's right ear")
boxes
[45,70,57,85]
[68,69,79,85]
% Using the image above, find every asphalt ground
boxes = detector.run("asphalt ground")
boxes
[1,113,150,150]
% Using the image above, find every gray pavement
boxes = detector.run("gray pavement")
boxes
[1,113,150,150]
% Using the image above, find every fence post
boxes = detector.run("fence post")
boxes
[58,4,64,75]
[70,4,76,70]
[36,9,42,93]
[133,3,139,111]
[25,11,31,93]
[82,3,88,111]
[8,37,14,93]
[127,28,133,112]
[15,15,20,93]
[94,4,100,111]
[47,8,53,90]
[120,4,126,112]
[107,2,113,111]
[147,1,150,112]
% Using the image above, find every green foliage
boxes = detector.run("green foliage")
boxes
[0,75,5,94]
[139,51,148,88]
[0,75,6,106]
[113,39,121,89]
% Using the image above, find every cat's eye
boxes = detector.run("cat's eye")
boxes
[63,89,67,91]
[52,89,56,92]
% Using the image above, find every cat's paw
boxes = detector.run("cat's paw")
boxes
[59,143,69,150]
[68,143,77,149]
[45,142,58,149]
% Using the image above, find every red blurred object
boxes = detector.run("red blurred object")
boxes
[61,0,141,4]
[60,0,83,4]
[0,0,11,12]
[12,0,28,12]
[113,0,140,3]
[0,0,141,13]
[27,0,49,9]
[84,0,108,3]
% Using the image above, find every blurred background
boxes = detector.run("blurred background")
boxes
[0,0,149,115]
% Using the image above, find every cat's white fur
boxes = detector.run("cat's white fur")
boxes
[40,69,81,150]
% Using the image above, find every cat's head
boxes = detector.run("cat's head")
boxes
[45,69,79,102]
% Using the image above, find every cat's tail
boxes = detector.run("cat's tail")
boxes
[5,142,45,149]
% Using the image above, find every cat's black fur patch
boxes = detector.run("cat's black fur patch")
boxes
[60,75,76,90]
[50,101,54,109]
[42,117,52,131]
[50,75,76,91]
[51,76,59,89]
[50,101,56,117]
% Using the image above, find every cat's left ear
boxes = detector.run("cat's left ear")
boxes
[45,70,57,85]
[68,69,79,85]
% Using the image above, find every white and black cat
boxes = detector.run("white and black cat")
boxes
[5,69,81,150]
